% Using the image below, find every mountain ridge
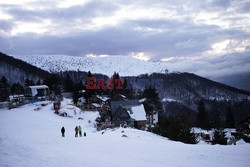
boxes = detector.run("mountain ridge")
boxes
[1,52,250,121]
[10,54,250,91]
[0,52,50,84]
[10,54,169,77]
[2,53,249,98]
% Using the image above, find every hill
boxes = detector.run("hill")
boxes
[0,52,50,84]
[1,53,250,121]
[0,99,249,167]
[124,73,250,120]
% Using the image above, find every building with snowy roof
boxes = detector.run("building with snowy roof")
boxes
[111,100,147,129]
[28,85,49,98]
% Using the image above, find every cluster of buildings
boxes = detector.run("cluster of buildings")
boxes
[6,84,158,131]
[77,95,158,130]
[8,85,50,108]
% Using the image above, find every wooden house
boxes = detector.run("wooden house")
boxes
[110,100,147,129]
[113,105,132,126]
[127,104,147,129]
[78,95,110,112]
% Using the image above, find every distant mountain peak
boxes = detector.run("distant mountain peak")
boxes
[11,54,169,77]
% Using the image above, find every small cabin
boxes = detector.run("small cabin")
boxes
[128,104,147,129]
[78,95,111,112]
[110,100,147,129]
[9,95,27,108]
[28,85,50,99]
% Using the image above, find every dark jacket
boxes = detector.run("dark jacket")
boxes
[61,127,65,134]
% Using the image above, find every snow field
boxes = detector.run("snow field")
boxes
[0,99,249,167]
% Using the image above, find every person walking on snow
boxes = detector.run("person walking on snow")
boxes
[78,126,82,137]
[75,126,78,137]
[61,127,65,137]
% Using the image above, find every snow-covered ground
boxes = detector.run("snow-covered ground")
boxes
[11,54,168,77]
[0,99,249,167]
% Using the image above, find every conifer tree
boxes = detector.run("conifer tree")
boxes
[154,116,197,144]
[210,103,222,129]
[25,79,35,87]
[72,81,85,104]
[64,74,74,92]
[226,107,235,128]
[143,86,163,114]
[121,78,134,99]
[10,83,24,95]
[84,71,95,100]
[0,76,10,101]
[197,100,210,130]
[44,74,61,95]
[212,129,227,145]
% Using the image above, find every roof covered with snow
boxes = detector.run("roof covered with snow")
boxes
[92,103,101,108]
[128,104,147,121]
[162,98,177,102]
[96,95,109,102]
[29,85,49,89]
[139,98,146,103]
[110,100,140,114]
[78,97,86,103]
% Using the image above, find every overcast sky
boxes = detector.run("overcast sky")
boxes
[0,0,250,80]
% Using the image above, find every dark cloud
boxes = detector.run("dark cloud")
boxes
[216,72,250,91]
[209,0,231,8]
[162,50,250,79]
[0,20,13,32]
[235,1,250,13]
[1,17,248,58]
[1,1,119,23]
[0,0,249,83]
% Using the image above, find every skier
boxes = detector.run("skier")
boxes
[75,126,78,137]
[84,132,86,137]
[78,126,82,137]
[61,126,65,137]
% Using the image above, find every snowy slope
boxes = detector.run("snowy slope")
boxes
[11,55,168,76]
[0,100,250,167]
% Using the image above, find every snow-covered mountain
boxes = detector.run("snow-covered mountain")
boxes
[11,54,169,77]
[0,52,50,84]
[2,52,250,120]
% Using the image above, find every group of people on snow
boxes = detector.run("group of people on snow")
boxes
[61,126,86,137]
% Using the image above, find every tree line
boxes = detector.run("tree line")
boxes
[1,71,247,145]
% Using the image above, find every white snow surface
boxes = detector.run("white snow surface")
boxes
[162,98,177,102]
[92,103,101,108]
[129,104,147,121]
[96,95,109,102]
[0,99,250,167]
[11,54,169,77]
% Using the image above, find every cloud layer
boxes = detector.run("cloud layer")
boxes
[0,0,250,80]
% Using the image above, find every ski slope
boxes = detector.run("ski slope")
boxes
[11,54,168,77]
[0,99,249,167]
